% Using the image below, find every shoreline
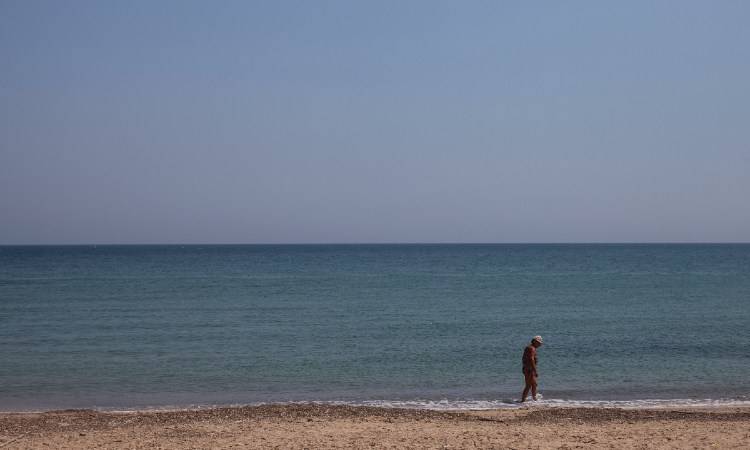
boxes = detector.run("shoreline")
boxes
[2,404,749,449]
[3,396,750,415]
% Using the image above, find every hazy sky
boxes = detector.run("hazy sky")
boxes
[2,1,749,244]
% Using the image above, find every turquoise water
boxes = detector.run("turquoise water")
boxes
[1,244,749,411]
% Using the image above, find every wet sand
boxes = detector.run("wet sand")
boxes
[1,404,749,449]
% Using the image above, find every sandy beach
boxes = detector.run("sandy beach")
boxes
[1,404,748,449]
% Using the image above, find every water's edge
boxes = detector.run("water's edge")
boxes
[4,398,750,414]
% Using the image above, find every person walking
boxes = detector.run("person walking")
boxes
[521,335,543,402]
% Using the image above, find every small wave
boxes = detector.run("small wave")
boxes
[316,397,750,411]
[15,397,749,414]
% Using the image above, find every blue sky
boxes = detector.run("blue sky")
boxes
[1,1,749,243]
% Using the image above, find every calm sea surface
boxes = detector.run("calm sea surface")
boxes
[1,244,749,411]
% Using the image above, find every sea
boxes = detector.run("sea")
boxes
[1,244,749,411]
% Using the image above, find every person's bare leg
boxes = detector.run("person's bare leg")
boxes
[521,371,533,402]
[531,379,537,400]
[521,383,531,402]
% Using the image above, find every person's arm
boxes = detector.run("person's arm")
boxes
[530,349,538,376]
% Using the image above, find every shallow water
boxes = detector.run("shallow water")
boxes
[1,244,749,411]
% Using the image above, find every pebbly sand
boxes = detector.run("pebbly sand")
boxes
[1,404,749,449]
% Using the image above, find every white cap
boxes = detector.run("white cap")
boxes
[532,335,543,344]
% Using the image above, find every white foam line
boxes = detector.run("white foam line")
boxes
[4,398,750,414]
[324,398,750,411]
